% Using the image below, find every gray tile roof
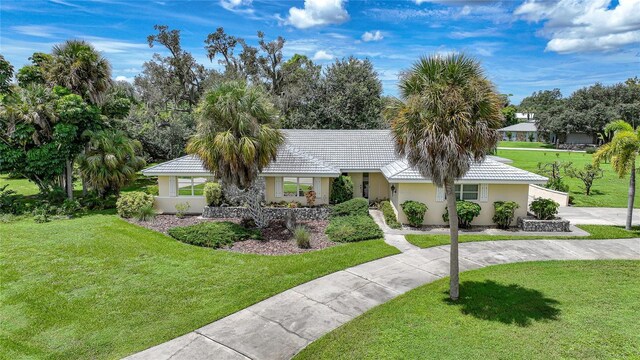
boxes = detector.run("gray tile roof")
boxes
[262,145,340,175]
[498,122,537,132]
[142,155,210,176]
[381,158,548,183]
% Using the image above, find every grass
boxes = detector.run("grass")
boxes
[296,260,640,359]
[497,149,640,207]
[498,141,554,149]
[0,213,398,359]
[406,225,640,248]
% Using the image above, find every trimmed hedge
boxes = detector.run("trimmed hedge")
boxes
[379,201,401,229]
[168,221,262,248]
[204,182,223,206]
[530,198,559,220]
[325,215,383,243]
[401,200,428,227]
[442,200,482,228]
[116,192,154,218]
[331,197,369,217]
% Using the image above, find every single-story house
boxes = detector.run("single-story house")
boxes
[498,121,538,141]
[142,130,547,226]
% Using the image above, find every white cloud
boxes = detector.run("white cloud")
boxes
[11,25,63,38]
[220,0,254,14]
[82,36,148,54]
[286,0,349,29]
[312,50,334,60]
[115,75,134,83]
[515,0,640,53]
[362,30,384,42]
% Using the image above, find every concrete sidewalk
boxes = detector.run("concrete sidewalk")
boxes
[125,238,640,360]
[558,207,640,226]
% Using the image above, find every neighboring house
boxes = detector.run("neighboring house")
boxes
[515,112,534,122]
[142,130,547,226]
[498,121,538,141]
[499,120,596,145]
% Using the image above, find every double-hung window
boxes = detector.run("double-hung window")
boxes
[283,177,313,197]
[177,176,212,196]
[455,184,479,201]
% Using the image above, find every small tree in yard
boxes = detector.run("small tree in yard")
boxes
[537,156,573,192]
[593,120,640,230]
[187,81,284,228]
[389,54,502,300]
[567,164,603,195]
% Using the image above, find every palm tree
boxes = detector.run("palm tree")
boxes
[390,54,503,300]
[187,81,284,227]
[48,40,112,106]
[77,130,146,197]
[593,120,639,230]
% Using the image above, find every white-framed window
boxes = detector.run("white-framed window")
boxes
[283,177,313,197]
[177,176,213,196]
[455,184,479,201]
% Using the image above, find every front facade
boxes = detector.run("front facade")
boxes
[142,130,547,226]
[498,121,539,142]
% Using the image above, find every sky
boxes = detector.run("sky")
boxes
[1,0,639,103]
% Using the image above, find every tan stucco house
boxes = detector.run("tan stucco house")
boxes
[142,129,547,226]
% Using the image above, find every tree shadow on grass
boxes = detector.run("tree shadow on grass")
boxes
[443,280,561,327]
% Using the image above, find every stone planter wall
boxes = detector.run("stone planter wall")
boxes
[202,206,331,221]
[517,216,570,232]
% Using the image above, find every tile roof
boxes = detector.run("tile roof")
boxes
[262,145,340,175]
[498,122,538,132]
[142,155,209,176]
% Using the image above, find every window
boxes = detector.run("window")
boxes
[177,177,212,196]
[455,184,479,201]
[283,177,313,197]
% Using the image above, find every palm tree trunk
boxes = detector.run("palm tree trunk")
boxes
[626,162,635,230]
[444,179,459,301]
[66,160,73,200]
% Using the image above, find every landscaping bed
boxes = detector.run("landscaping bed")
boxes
[126,214,233,233]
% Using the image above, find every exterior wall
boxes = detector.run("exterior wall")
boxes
[154,196,207,214]
[158,176,171,197]
[396,183,530,226]
[264,176,330,205]
[368,172,390,201]
[528,184,569,206]
[565,132,594,145]
[348,172,364,198]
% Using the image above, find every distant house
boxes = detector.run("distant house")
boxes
[500,114,595,145]
[498,121,538,142]
[515,112,534,122]
[142,130,547,226]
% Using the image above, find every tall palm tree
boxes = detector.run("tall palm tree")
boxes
[593,120,639,230]
[187,81,284,227]
[48,40,112,106]
[390,54,503,300]
[77,129,146,197]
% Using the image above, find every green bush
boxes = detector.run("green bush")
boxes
[492,201,519,229]
[60,199,82,217]
[168,221,262,248]
[136,204,157,221]
[585,146,597,154]
[204,182,223,206]
[145,185,159,196]
[401,200,428,227]
[330,175,353,204]
[529,198,559,220]
[174,202,191,219]
[331,197,369,217]
[293,225,311,249]
[442,200,482,228]
[545,178,569,192]
[116,191,154,218]
[325,215,383,243]
[379,201,401,229]
[0,185,25,215]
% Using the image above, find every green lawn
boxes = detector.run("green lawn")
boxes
[0,214,398,359]
[497,149,639,207]
[1,173,156,197]
[406,225,640,248]
[498,141,554,149]
[296,260,640,359]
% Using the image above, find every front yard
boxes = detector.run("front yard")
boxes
[296,260,640,359]
[0,213,398,359]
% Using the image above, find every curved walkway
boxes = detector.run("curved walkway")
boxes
[125,236,639,360]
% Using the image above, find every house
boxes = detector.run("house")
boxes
[498,121,538,142]
[142,130,547,226]
[499,120,596,145]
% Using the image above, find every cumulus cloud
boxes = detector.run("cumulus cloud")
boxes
[361,30,384,42]
[515,0,640,53]
[220,0,254,14]
[312,50,334,60]
[286,0,349,29]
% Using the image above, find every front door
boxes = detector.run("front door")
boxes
[362,172,369,199]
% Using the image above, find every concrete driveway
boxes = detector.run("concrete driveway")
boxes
[558,207,640,226]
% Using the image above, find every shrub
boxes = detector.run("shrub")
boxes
[585,146,597,154]
[136,205,157,221]
[116,191,154,218]
[174,202,191,219]
[330,175,353,204]
[442,200,482,228]
[305,189,316,206]
[41,186,66,205]
[331,197,369,217]
[0,185,25,215]
[325,215,383,243]
[293,225,311,249]
[145,185,159,196]
[60,199,82,217]
[80,192,117,210]
[529,198,559,220]
[32,206,51,223]
[168,221,262,248]
[379,200,401,229]
[545,178,569,192]
[492,201,519,229]
[401,200,428,227]
[287,201,300,208]
[204,182,223,206]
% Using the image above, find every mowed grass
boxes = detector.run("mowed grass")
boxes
[497,149,640,207]
[0,214,398,359]
[498,141,554,149]
[296,261,640,359]
[406,225,640,248]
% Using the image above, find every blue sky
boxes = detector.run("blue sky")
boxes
[1,0,639,103]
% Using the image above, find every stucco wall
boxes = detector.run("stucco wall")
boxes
[264,176,330,205]
[348,172,364,198]
[528,184,569,206]
[368,172,390,201]
[158,176,171,197]
[154,196,206,214]
[565,132,594,145]
[396,183,530,226]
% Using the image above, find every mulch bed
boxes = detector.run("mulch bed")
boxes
[126,215,334,255]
